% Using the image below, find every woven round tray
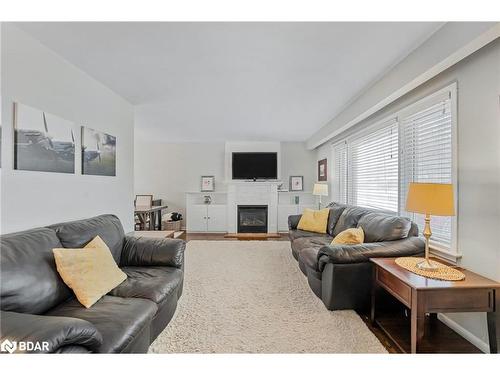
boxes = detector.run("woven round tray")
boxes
[395,257,465,281]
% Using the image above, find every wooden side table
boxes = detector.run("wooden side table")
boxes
[370,257,500,353]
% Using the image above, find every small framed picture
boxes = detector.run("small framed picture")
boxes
[201,176,215,192]
[318,159,327,181]
[289,176,304,191]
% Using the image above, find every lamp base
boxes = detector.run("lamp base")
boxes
[417,259,439,271]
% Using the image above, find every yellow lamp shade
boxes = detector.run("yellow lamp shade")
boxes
[313,183,329,196]
[406,183,455,216]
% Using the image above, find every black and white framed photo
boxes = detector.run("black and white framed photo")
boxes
[14,102,76,173]
[82,126,117,176]
[201,176,215,192]
[289,176,304,191]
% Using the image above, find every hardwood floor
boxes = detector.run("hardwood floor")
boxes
[179,232,289,241]
[179,232,482,353]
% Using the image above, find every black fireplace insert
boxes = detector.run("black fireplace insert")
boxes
[237,205,268,233]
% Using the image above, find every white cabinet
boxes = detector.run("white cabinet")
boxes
[206,205,227,232]
[186,192,228,233]
[186,204,227,233]
[187,205,208,232]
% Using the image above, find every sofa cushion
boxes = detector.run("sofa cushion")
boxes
[289,229,329,241]
[299,247,320,272]
[109,266,183,305]
[0,228,72,314]
[46,295,157,353]
[357,213,412,242]
[291,235,332,259]
[332,206,373,236]
[53,236,127,308]
[48,214,125,264]
[327,203,348,235]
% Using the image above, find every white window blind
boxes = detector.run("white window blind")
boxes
[400,97,453,248]
[347,119,399,212]
[332,141,348,204]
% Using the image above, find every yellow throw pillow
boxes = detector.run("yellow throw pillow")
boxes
[331,227,365,245]
[53,236,127,308]
[297,208,330,234]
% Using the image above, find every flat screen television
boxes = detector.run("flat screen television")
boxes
[232,152,278,180]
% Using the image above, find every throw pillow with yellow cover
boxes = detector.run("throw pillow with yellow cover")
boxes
[297,208,330,233]
[53,236,127,308]
[331,227,364,245]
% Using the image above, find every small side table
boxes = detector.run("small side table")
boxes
[370,257,500,353]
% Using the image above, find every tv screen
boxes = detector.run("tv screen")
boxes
[232,152,278,180]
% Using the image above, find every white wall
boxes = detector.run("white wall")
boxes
[316,38,500,352]
[134,140,316,225]
[307,22,499,148]
[0,24,135,234]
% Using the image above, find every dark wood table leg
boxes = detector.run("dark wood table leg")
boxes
[157,209,162,230]
[411,290,426,353]
[149,212,154,231]
[487,288,499,353]
[370,268,377,325]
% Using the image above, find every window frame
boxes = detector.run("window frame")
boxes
[329,82,459,261]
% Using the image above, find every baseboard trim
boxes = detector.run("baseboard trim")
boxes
[438,313,490,353]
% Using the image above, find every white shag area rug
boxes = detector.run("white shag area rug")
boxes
[149,240,386,353]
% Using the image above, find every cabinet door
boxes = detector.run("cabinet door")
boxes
[277,205,299,232]
[207,205,227,232]
[187,205,208,232]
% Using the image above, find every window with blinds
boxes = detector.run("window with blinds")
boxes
[329,83,457,253]
[400,97,453,248]
[347,119,399,212]
[332,141,348,204]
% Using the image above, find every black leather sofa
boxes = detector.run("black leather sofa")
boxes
[289,202,424,311]
[0,214,185,353]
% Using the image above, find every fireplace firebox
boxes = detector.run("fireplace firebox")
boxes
[237,205,268,233]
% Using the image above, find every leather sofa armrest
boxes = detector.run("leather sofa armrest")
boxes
[121,236,185,268]
[0,310,103,353]
[317,236,425,270]
[288,215,302,230]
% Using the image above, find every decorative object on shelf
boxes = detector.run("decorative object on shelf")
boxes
[294,196,300,205]
[395,257,465,281]
[313,183,329,209]
[201,176,215,191]
[203,195,212,204]
[318,158,327,181]
[289,176,303,191]
[14,102,76,173]
[82,126,116,176]
[405,182,455,271]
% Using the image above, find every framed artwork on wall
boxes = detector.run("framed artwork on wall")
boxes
[14,102,76,173]
[82,127,117,176]
[318,158,327,181]
[289,176,304,191]
[201,176,215,192]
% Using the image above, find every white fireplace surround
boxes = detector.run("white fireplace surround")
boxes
[226,180,281,233]
[186,141,315,233]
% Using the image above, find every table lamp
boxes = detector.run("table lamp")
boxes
[406,183,455,270]
[313,183,329,210]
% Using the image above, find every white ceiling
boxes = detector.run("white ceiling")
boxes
[16,22,443,142]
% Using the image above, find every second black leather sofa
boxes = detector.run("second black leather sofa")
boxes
[289,203,424,310]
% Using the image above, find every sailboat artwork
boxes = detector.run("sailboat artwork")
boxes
[14,102,76,173]
[81,126,116,176]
